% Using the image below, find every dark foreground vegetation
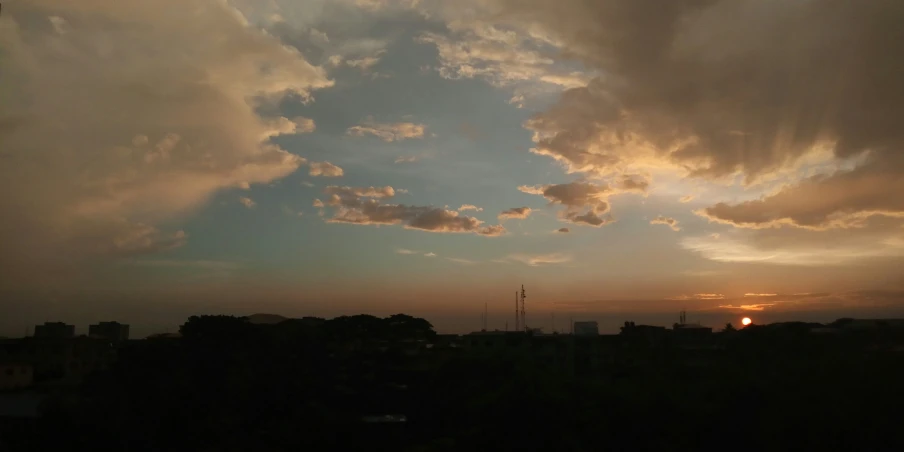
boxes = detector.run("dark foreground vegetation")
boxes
[4,315,904,451]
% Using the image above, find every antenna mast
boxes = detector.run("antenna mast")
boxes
[520,285,527,331]
[515,291,520,332]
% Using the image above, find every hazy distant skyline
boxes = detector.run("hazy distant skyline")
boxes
[2,0,903,337]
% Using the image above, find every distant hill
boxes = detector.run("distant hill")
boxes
[247,313,288,325]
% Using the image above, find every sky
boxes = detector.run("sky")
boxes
[2,0,904,337]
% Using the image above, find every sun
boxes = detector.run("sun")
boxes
[741,317,752,326]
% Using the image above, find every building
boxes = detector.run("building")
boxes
[672,323,713,337]
[88,322,130,341]
[33,323,74,339]
[573,321,599,336]
[0,363,33,390]
[0,337,115,382]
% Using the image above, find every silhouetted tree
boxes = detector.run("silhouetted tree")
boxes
[724,323,737,332]
[386,313,436,341]
[179,315,254,342]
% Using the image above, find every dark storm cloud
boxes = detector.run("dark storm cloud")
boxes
[490,0,904,228]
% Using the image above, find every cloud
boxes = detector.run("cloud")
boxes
[698,166,904,230]
[713,292,846,312]
[238,197,256,209]
[0,0,332,286]
[681,227,904,266]
[679,195,695,203]
[669,293,725,301]
[618,175,651,194]
[415,19,592,92]
[291,117,317,134]
[313,199,325,208]
[458,204,483,212]
[505,253,572,266]
[353,0,421,12]
[308,161,345,177]
[487,0,904,234]
[506,0,903,174]
[394,155,420,164]
[321,186,506,236]
[518,182,614,227]
[446,257,477,265]
[498,206,532,220]
[424,252,437,257]
[345,54,384,71]
[717,304,776,312]
[328,49,388,74]
[104,222,188,257]
[662,290,904,313]
[557,227,570,233]
[650,215,681,232]
[347,117,426,142]
[324,185,396,200]
[395,248,417,255]
[301,181,316,188]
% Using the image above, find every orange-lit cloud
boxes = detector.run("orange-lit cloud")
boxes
[309,162,345,177]
[650,216,680,231]
[458,204,483,212]
[498,207,532,220]
[291,117,317,134]
[324,186,396,200]
[0,0,332,285]
[322,186,505,236]
[669,294,725,300]
[718,304,776,311]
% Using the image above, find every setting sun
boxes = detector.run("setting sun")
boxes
[742,317,752,326]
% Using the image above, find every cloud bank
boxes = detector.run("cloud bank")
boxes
[0,0,332,285]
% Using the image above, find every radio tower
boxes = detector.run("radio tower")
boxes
[520,285,527,331]
[514,291,520,332]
